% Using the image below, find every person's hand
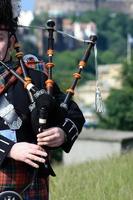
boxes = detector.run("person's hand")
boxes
[37,127,66,147]
[8,142,47,168]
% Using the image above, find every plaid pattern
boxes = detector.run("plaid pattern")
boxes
[0,62,15,85]
[0,159,49,200]
[21,176,49,200]
[0,60,47,94]
[0,62,18,94]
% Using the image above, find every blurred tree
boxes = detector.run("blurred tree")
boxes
[98,61,133,130]
[94,0,99,10]
[31,12,49,26]
[22,40,38,56]
[99,88,133,130]
[53,49,95,91]
[122,61,133,88]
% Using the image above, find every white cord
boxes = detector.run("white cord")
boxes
[18,24,94,44]
[94,45,105,113]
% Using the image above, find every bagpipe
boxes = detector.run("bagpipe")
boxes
[0,19,100,199]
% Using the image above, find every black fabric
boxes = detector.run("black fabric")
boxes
[61,118,78,153]
[0,0,18,32]
[30,90,56,133]
[0,135,15,166]
[0,67,85,174]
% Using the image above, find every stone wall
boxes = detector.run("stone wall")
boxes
[63,129,133,165]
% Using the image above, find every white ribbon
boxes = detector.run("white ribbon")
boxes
[94,45,105,113]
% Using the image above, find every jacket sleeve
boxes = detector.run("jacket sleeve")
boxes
[53,82,85,153]
[61,102,85,153]
[0,135,15,166]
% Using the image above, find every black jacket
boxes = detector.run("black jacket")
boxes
[0,68,85,169]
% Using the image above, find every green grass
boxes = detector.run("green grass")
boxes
[50,153,133,200]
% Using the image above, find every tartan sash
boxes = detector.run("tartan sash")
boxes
[0,159,49,200]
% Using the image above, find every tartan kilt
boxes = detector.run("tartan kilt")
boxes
[0,159,49,200]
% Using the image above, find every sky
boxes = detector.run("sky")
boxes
[19,0,35,26]
[21,0,35,11]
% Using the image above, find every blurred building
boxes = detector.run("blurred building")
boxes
[34,0,95,15]
[100,0,133,15]
[34,0,133,16]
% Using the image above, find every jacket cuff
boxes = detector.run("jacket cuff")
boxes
[0,135,15,166]
[61,118,79,153]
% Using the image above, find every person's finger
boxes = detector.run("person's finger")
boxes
[24,158,39,168]
[38,140,59,147]
[29,149,47,157]
[37,134,55,143]
[28,143,45,151]
[37,130,53,138]
[28,154,46,163]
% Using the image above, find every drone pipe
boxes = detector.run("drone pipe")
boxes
[45,20,55,95]
[13,35,34,103]
[61,35,97,110]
